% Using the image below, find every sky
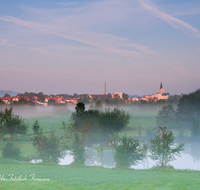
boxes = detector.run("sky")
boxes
[0,0,200,95]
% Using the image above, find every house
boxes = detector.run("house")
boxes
[52,96,65,104]
[112,92,122,99]
[132,97,140,101]
[1,97,10,104]
[45,96,51,103]
[10,96,19,102]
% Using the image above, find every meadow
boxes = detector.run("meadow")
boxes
[0,159,200,190]
[0,107,198,190]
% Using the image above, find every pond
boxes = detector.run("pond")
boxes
[58,148,200,170]
[32,145,200,170]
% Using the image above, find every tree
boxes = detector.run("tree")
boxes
[32,120,64,163]
[191,120,200,139]
[95,100,102,109]
[75,102,85,114]
[2,141,21,160]
[73,93,79,98]
[4,93,10,97]
[107,136,142,168]
[0,98,5,104]
[18,97,29,105]
[38,94,45,102]
[99,108,131,136]
[107,93,112,100]
[0,107,28,141]
[0,111,6,146]
[148,126,184,167]
[156,104,176,129]
[48,98,56,105]
[113,94,121,100]
[122,93,129,100]
[62,121,92,164]
[71,103,131,143]
[176,89,200,128]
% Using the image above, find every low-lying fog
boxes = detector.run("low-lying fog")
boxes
[1,104,199,170]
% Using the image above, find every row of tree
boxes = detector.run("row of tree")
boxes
[156,89,200,134]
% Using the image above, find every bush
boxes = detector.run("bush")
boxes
[108,136,142,168]
[2,142,21,160]
[62,121,92,164]
[148,126,184,167]
[32,120,64,163]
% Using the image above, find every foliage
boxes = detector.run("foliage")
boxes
[2,141,21,160]
[156,104,176,129]
[191,120,200,139]
[140,141,149,169]
[62,121,92,164]
[148,126,184,167]
[176,89,200,128]
[4,93,10,97]
[0,107,28,141]
[107,136,142,168]
[38,94,45,102]
[48,98,56,105]
[95,100,102,109]
[32,120,64,163]
[99,108,131,135]
[71,103,131,143]
[122,93,129,100]
[75,102,85,113]
[0,98,4,104]
[93,143,105,165]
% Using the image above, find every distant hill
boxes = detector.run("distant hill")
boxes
[0,90,18,98]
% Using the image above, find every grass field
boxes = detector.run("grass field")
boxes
[23,110,158,134]
[0,109,198,189]
[0,159,200,190]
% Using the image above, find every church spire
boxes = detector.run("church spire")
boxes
[159,82,164,94]
[160,82,163,89]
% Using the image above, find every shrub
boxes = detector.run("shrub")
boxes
[62,121,92,164]
[2,142,21,160]
[108,136,142,168]
[148,126,184,167]
[32,120,64,163]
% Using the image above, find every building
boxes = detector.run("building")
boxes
[132,82,170,102]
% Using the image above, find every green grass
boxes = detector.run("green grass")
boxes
[128,111,157,128]
[24,110,158,134]
[0,160,199,190]
[24,113,71,133]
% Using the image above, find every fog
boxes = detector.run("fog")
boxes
[58,145,200,170]
[1,104,200,170]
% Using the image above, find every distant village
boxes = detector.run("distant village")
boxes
[0,83,180,106]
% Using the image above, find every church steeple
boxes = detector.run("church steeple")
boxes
[160,82,163,89]
[159,82,164,94]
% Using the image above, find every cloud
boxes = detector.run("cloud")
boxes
[1,39,9,44]
[0,39,20,48]
[0,15,159,60]
[138,0,200,38]
[50,2,78,6]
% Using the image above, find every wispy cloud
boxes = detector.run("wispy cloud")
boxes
[138,0,200,38]
[0,15,159,60]
[50,2,78,6]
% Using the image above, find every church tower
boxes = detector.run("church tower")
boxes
[159,82,164,94]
